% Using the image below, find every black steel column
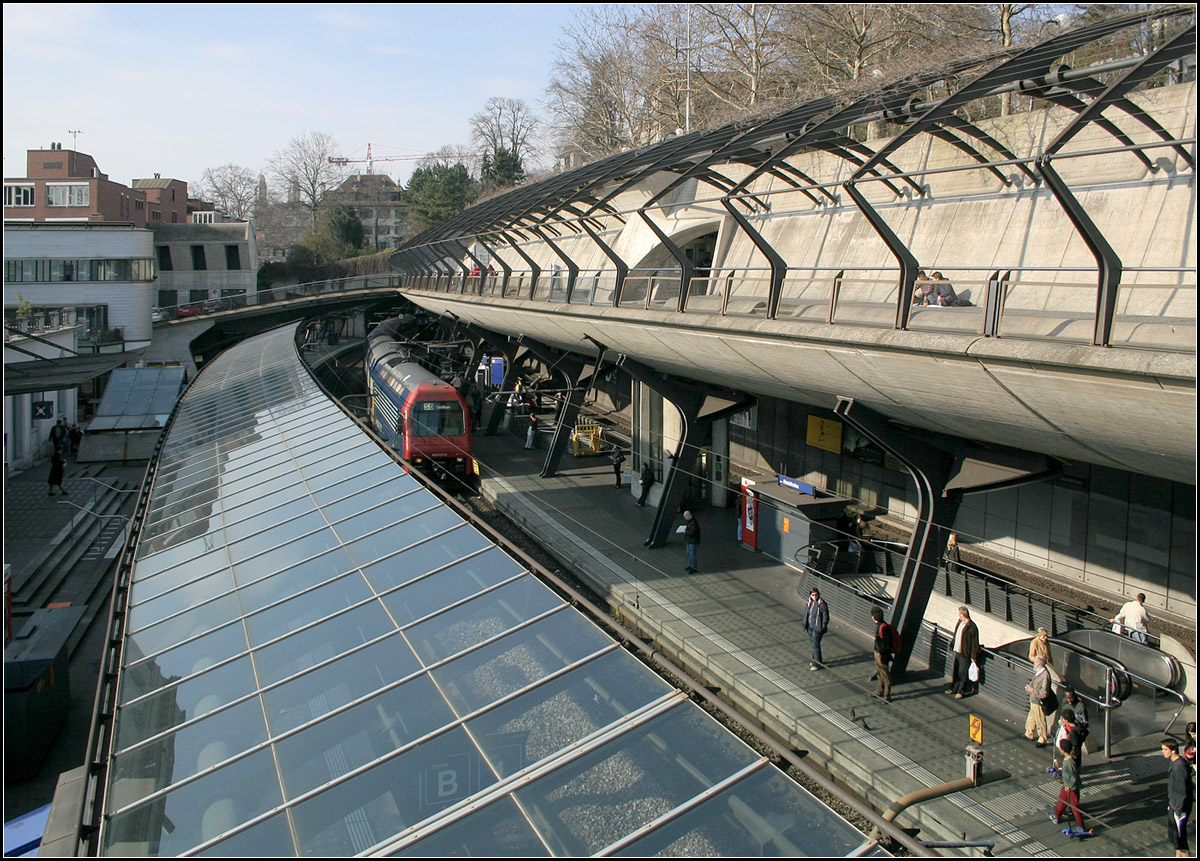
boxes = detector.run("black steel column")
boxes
[501,236,541,299]
[834,398,963,679]
[637,210,695,311]
[530,227,578,303]
[618,356,753,549]
[720,199,788,320]
[579,221,628,307]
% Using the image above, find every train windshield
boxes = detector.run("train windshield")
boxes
[410,400,466,437]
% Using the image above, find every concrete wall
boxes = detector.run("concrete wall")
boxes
[462,82,1195,323]
[729,394,1196,622]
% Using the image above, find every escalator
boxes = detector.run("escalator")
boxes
[997,633,1188,742]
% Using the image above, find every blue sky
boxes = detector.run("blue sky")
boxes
[3,3,578,190]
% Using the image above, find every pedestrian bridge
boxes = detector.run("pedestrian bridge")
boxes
[390,8,1196,485]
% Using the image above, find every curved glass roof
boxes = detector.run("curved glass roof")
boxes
[99,323,868,856]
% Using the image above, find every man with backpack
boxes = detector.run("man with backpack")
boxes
[871,606,900,702]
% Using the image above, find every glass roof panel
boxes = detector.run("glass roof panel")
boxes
[260,632,423,736]
[115,655,258,747]
[99,323,865,857]
[120,621,250,703]
[250,602,398,688]
[108,696,269,813]
[290,727,493,857]
[611,766,867,857]
[104,747,283,856]
[501,703,760,856]
[377,548,524,626]
[405,578,565,664]
[273,673,454,799]
[392,796,551,858]
[462,648,673,777]
[428,611,615,715]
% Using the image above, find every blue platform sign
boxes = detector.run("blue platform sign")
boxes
[778,474,815,495]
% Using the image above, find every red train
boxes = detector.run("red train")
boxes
[366,325,477,490]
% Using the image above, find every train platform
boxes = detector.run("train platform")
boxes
[472,427,1196,857]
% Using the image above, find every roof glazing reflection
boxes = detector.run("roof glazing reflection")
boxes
[100,323,868,856]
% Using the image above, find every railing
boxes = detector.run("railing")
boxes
[400,263,1196,354]
[4,307,79,340]
[794,556,1188,759]
[156,274,402,320]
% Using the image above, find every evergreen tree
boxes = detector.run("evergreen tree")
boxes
[482,147,526,189]
[405,163,476,231]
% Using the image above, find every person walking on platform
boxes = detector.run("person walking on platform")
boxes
[525,414,538,450]
[804,587,829,671]
[943,532,962,577]
[1029,627,1058,680]
[1049,740,1090,835]
[610,446,626,488]
[636,462,655,507]
[871,606,897,702]
[681,510,701,573]
[1111,593,1151,645]
[948,605,979,698]
[49,418,69,454]
[1163,737,1193,856]
[1025,655,1053,747]
[48,451,67,496]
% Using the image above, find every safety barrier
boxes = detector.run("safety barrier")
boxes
[401,263,1195,354]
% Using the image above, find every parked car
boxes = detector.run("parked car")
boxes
[202,299,229,313]
[175,304,199,318]
[151,307,167,322]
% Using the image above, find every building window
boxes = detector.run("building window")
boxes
[45,184,90,207]
[157,246,173,271]
[191,245,207,270]
[4,185,35,206]
[225,245,242,270]
[4,257,155,283]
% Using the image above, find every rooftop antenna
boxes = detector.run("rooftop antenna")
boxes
[68,129,84,149]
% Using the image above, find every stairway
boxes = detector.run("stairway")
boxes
[8,467,135,657]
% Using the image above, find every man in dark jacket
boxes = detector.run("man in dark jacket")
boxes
[682,510,701,573]
[804,587,830,671]
[949,605,979,698]
[1164,737,1193,856]
[637,462,655,506]
[871,605,896,701]
[610,447,625,488]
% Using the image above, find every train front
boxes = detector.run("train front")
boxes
[404,382,477,490]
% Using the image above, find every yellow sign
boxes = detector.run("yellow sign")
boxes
[807,416,843,454]
[970,715,983,744]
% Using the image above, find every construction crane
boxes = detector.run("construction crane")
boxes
[328,143,429,174]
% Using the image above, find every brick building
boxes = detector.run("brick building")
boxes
[4,145,186,227]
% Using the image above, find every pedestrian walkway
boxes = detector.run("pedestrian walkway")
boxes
[4,453,147,825]
[473,429,1195,857]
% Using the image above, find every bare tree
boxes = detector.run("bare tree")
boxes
[546,5,661,163]
[198,163,257,220]
[268,131,348,230]
[690,4,794,110]
[470,97,540,165]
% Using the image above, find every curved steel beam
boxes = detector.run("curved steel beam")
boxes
[529,227,578,303]
[500,235,541,300]
[579,221,628,308]
[638,210,695,313]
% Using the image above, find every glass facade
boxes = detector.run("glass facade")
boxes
[99,323,867,856]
